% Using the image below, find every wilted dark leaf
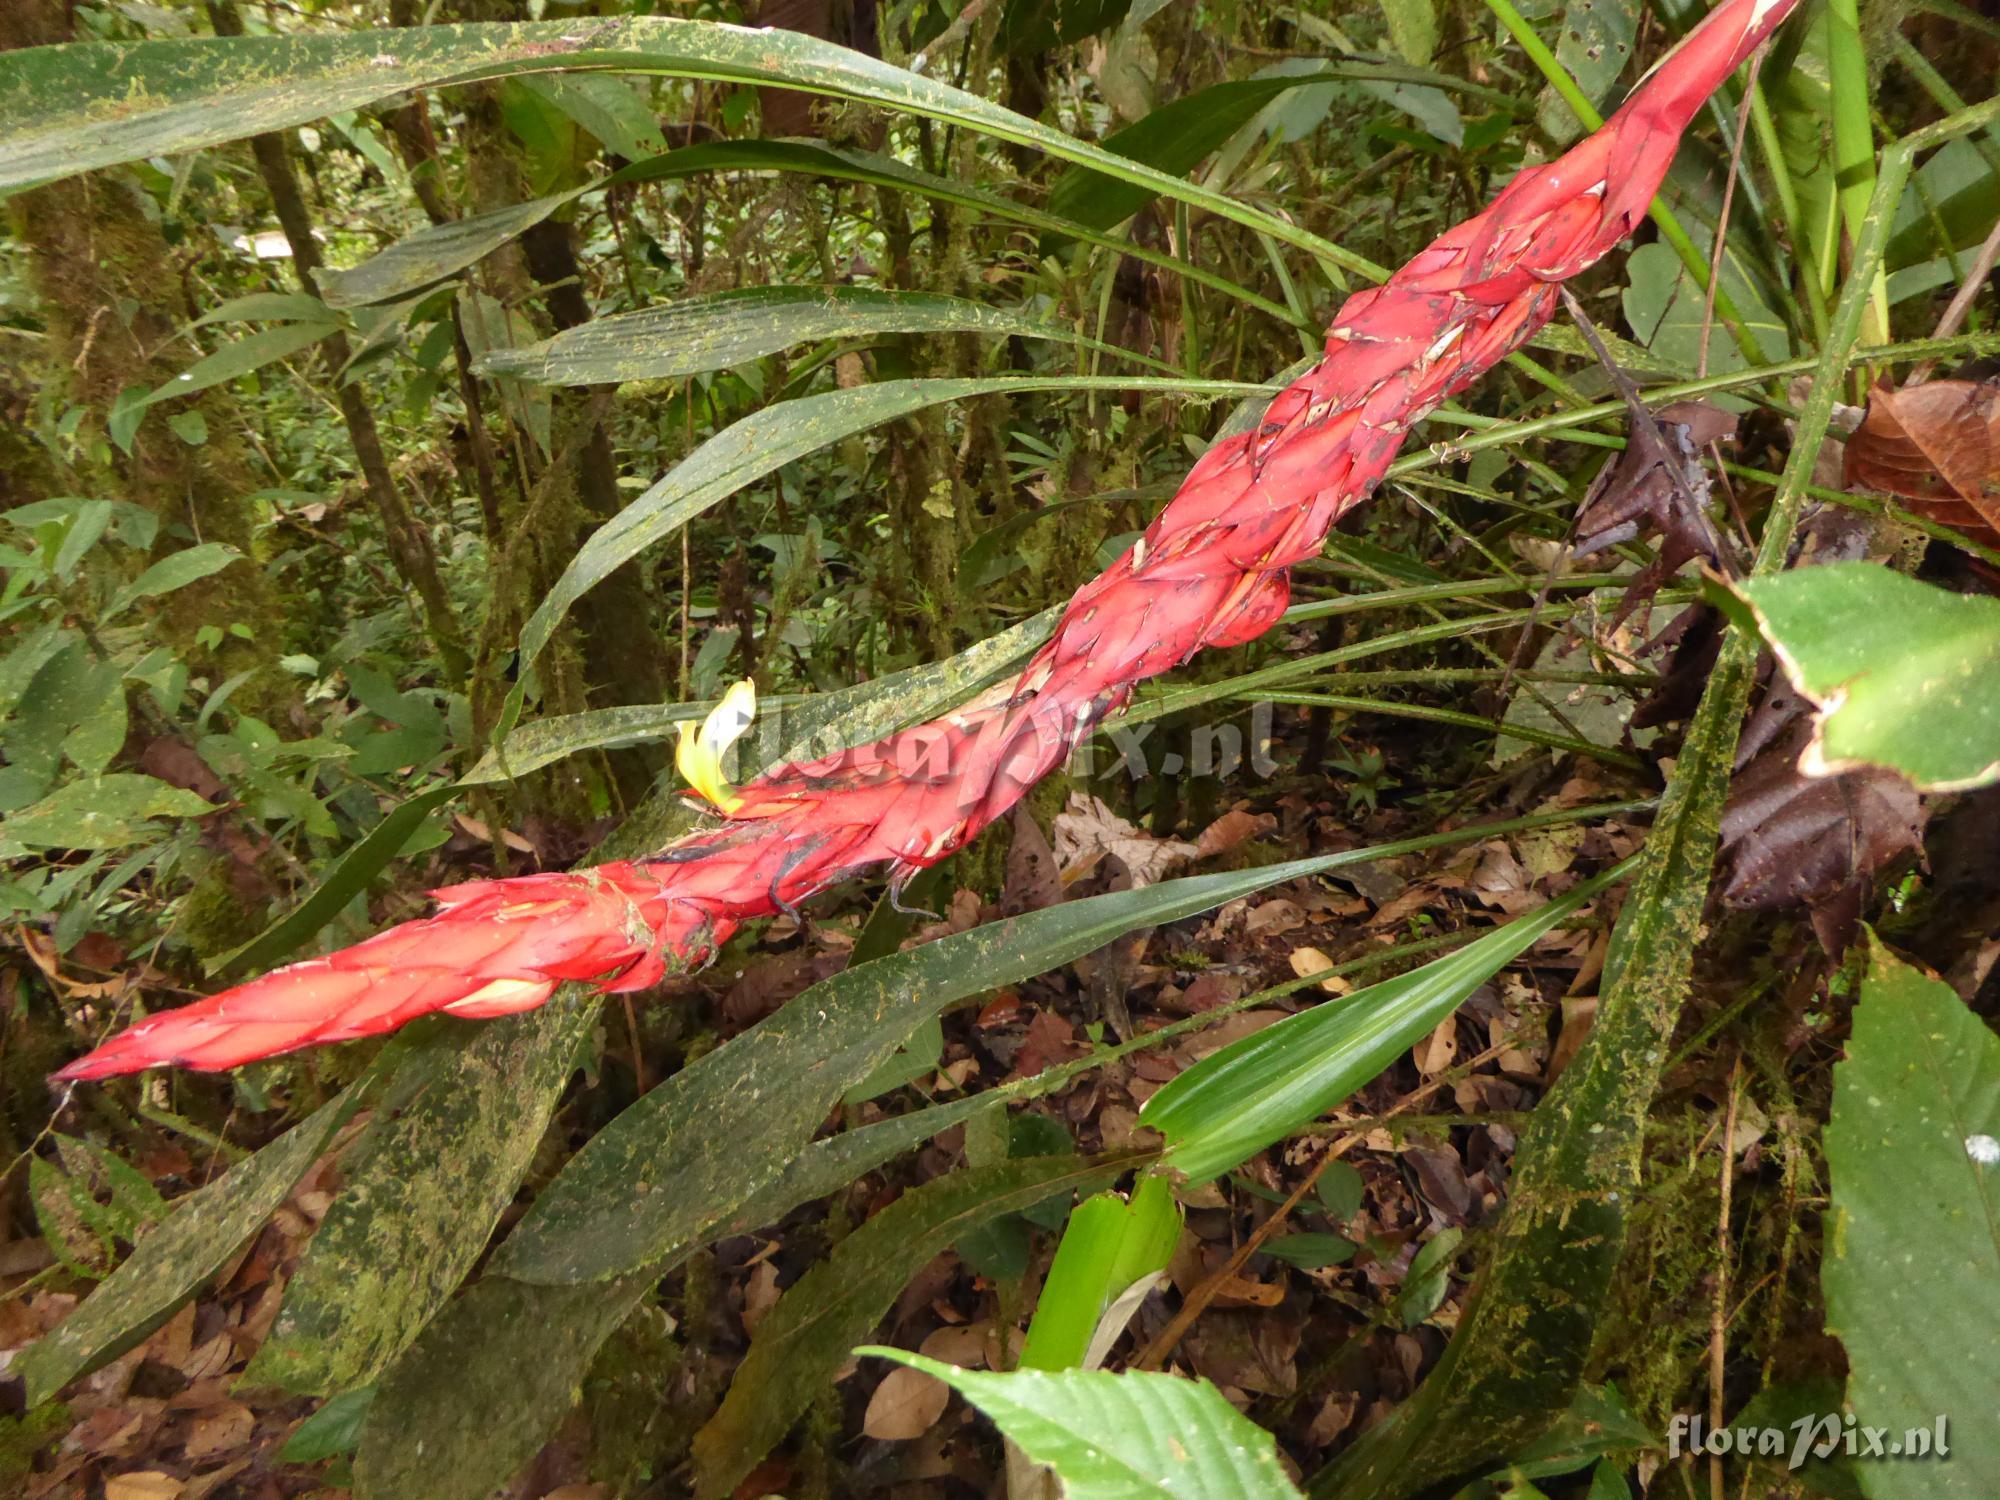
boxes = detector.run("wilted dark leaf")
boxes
[1718,713,1927,956]
[1573,401,1738,621]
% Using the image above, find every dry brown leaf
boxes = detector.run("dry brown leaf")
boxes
[1414,1016,1457,1076]
[1052,793,1196,888]
[181,1401,254,1461]
[1287,946,1353,995]
[917,1322,989,1369]
[1243,898,1305,939]
[863,1364,951,1440]
[1572,400,1739,620]
[452,812,537,855]
[1844,379,2000,549]
[104,1474,183,1500]
[740,1259,782,1336]
[1194,808,1276,859]
[1548,995,1598,1084]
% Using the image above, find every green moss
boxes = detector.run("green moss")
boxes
[174,856,271,964]
[0,1403,68,1485]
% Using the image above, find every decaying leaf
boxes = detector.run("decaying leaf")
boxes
[1844,379,2000,551]
[1718,688,1927,956]
[1572,400,1738,621]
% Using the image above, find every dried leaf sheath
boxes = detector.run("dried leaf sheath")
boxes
[57,0,1799,1082]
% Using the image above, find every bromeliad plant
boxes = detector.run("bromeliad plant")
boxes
[16,0,1997,1495]
[50,0,1799,1082]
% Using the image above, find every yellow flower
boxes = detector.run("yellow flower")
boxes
[676,678,757,813]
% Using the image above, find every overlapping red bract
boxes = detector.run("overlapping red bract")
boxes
[57,0,1798,1082]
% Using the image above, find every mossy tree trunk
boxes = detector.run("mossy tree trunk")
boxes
[0,0,287,707]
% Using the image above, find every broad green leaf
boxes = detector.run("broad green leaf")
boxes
[320,190,581,308]
[190,290,336,327]
[1824,942,2000,1500]
[1020,1174,1182,1371]
[104,542,242,619]
[113,323,332,448]
[1537,0,1637,146]
[1,773,215,850]
[474,286,1088,385]
[1621,239,1788,380]
[279,1385,375,1464]
[15,1084,367,1404]
[516,375,1266,673]
[693,1155,1139,1497]
[1379,0,1437,66]
[1144,864,1624,1183]
[1392,1226,1463,1327]
[353,1274,647,1500]
[0,20,1369,275]
[514,72,666,160]
[860,1349,1305,1499]
[1727,564,2000,792]
[1261,1231,1356,1269]
[491,801,1640,1287]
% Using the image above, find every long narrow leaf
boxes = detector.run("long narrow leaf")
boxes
[1143,861,1629,1183]
[475,286,1098,385]
[0,19,1371,275]
[516,375,1267,672]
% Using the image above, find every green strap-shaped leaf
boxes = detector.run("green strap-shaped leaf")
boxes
[474,285,1109,386]
[515,374,1266,673]
[1041,62,1511,239]
[319,189,583,308]
[1726,563,2000,792]
[0,19,1371,277]
[1824,942,2000,1499]
[693,1155,1142,1498]
[1142,861,1627,1183]
[608,138,1301,323]
[15,1081,370,1404]
[859,1350,1305,1499]
[469,604,1055,785]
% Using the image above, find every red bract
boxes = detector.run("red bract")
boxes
[56,0,1799,1082]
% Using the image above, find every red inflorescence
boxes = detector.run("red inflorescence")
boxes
[56,0,1798,1082]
